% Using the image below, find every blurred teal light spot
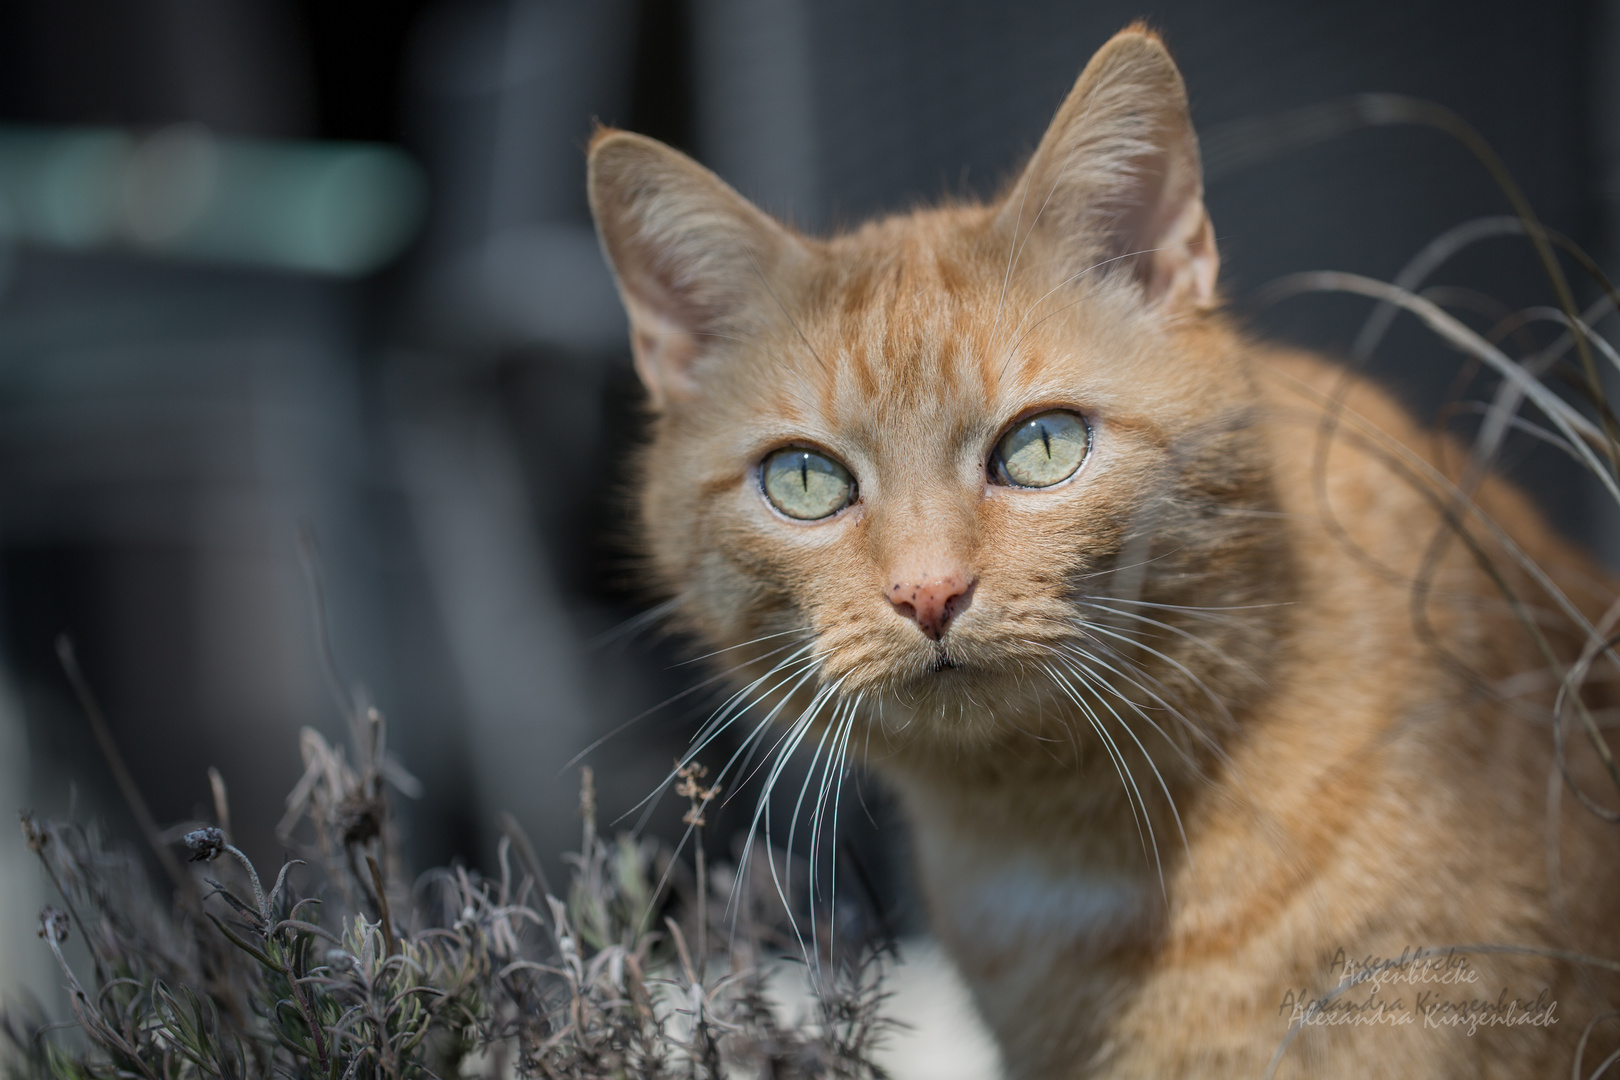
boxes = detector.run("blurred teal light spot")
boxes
[0,124,427,277]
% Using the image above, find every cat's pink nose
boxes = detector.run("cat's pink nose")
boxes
[887,575,975,641]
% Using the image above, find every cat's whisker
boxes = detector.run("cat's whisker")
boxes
[1040,656,1167,896]
[742,676,852,972]
[804,702,859,959]
[1086,594,1290,616]
[619,648,822,831]
[745,251,835,383]
[785,696,851,899]
[741,675,845,840]
[686,647,822,764]
[1030,660,1121,767]
[995,708,1068,747]
[988,137,1042,353]
[822,696,867,961]
[584,596,685,651]
[862,691,880,760]
[1077,600,1248,669]
[709,655,828,795]
[1073,544,1186,585]
[1050,650,1199,894]
[1081,594,1291,644]
[716,692,817,816]
[823,707,859,960]
[571,639,815,778]
[685,642,821,747]
[675,626,816,667]
[688,641,820,747]
[1068,613,1158,642]
[741,705,825,909]
[1073,620,1238,732]
[816,701,860,890]
[1056,639,1223,769]
[1062,649,1191,748]
[1092,646,1233,769]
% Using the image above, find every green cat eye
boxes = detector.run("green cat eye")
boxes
[991,410,1089,488]
[761,447,856,520]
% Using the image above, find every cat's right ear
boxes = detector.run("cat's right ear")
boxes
[588,129,805,409]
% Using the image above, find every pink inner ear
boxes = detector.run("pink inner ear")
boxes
[1111,149,1176,263]
[1148,198,1218,310]
[624,282,704,407]
[1109,138,1217,310]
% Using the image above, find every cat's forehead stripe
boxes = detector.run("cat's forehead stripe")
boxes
[795,230,1045,426]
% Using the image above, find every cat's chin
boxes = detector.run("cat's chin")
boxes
[894,646,978,687]
[879,654,1035,711]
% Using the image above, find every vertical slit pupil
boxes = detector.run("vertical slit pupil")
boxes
[799,455,809,491]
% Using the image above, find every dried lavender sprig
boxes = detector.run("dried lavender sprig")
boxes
[184,827,268,924]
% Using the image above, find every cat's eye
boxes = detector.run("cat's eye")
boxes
[990,410,1090,488]
[761,447,856,520]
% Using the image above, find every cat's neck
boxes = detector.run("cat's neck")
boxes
[883,750,1180,1059]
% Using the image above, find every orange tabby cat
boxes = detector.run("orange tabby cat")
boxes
[588,26,1620,1078]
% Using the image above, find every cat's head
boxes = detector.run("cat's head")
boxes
[589,27,1287,758]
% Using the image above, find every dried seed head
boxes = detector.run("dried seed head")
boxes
[38,906,69,943]
[19,812,47,855]
[676,762,719,827]
[184,826,227,862]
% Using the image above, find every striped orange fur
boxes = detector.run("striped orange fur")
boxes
[588,26,1620,1078]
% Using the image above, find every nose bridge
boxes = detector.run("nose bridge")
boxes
[869,459,980,640]
[867,449,979,577]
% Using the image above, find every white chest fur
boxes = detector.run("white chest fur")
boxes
[910,817,1150,959]
[932,850,1146,954]
[907,822,1153,1047]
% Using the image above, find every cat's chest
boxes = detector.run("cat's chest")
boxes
[933,855,1145,952]
[909,826,1153,1040]
[909,815,1151,959]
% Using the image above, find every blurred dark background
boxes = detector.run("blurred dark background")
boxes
[1,0,1616,999]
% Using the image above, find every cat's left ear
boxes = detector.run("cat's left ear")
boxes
[999,25,1218,311]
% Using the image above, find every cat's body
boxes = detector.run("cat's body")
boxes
[891,345,1620,1078]
[588,27,1620,1078]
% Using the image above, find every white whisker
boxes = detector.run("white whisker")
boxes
[1040,656,1164,894]
[1050,651,1198,894]
[620,647,820,830]
[585,596,684,650]
[675,626,815,667]
[1077,600,1246,668]
[1073,621,1237,732]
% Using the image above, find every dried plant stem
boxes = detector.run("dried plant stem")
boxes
[366,854,397,957]
[695,827,708,984]
[55,634,191,898]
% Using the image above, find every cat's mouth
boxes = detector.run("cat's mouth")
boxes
[928,650,959,673]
